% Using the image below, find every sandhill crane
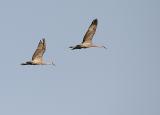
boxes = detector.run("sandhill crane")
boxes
[69,19,106,50]
[21,38,54,65]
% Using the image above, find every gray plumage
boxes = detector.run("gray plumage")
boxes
[69,19,106,50]
[21,38,54,65]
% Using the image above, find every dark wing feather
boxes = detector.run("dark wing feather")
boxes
[32,38,46,61]
[82,19,98,43]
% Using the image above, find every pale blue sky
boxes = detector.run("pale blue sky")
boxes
[0,0,160,115]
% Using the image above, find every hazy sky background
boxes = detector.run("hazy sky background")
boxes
[0,0,159,115]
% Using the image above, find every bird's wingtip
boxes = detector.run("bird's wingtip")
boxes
[92,18,98,25]
[42,38,45,43]
[93,18,98,22]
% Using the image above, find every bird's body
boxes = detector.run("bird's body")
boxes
[69,19,106,50]
[21,38,54,65]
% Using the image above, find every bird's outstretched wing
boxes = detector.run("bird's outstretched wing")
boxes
[32,38,46,62]
[82,19,98,43]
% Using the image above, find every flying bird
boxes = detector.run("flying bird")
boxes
[69,19,106,50]
[21,38,54,65]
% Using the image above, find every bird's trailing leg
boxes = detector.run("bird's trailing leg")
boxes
[91,44,107,50]
[101,45,107,49]
[52,62,56,66]
[42,60,56,66]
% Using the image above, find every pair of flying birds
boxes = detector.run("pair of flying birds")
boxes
[21,19,106,65]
